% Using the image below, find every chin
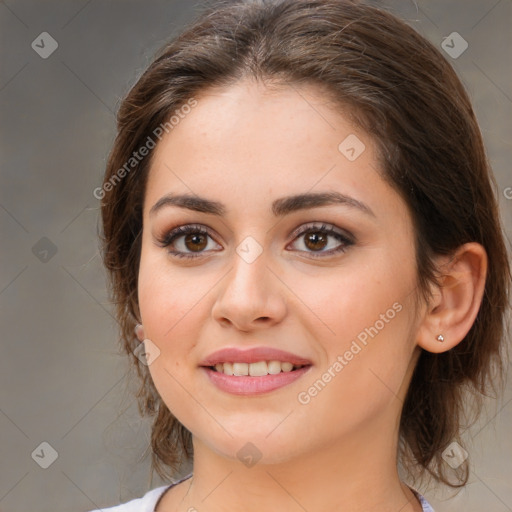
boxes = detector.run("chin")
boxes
[197,429,307,467]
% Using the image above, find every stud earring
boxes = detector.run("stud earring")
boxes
[436,334,444,342]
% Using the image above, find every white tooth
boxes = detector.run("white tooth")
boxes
[249,361,268,376]
[267,360,282,374]
[221,360,299,376]
[223,362,234,375]
[281,362,293,372]
[233,362,249,376]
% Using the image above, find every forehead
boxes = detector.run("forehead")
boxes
[143,79,406,223]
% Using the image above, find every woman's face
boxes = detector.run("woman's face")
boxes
[138,80,423,464]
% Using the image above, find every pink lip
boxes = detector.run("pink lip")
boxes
[199,346,312,366]
[201,365,312,395]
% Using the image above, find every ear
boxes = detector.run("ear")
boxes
[416,242,488,354]
[134,323,146,342]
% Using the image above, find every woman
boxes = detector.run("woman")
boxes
[91,1,511,510]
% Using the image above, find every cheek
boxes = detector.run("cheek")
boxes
[137,249,222,403]
[137,249,203,342]
[137,255,192,380]
[292,302,415,444]
[290,248,416,349]
[291,246,418,405]
[137,264,198,422]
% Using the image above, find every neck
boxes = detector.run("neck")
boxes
[172,417,422,512]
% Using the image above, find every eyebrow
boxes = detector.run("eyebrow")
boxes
[149,191,375,218]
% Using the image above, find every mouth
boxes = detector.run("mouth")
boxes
[200,361,312,395]
[199,346,313,395]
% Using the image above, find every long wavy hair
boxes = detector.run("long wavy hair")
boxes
[98,0,511,488]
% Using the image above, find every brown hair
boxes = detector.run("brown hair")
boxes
[99,0,511,488]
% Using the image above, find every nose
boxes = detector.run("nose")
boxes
[211,248,287,332]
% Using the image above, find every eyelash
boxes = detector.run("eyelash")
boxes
[157,223,355,260]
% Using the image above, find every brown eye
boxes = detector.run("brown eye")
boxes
[303,231,328,251]
[183,232,208,252]
[158,224,221,259]
[288,223,354,258]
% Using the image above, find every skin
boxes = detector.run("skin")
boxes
[136,79,487,512]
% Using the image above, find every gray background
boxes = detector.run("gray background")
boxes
[0,1,511,511]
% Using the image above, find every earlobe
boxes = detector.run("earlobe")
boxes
[416,242,488,354]
[134,323,146,342]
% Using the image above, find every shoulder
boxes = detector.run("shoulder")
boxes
[412,490,436,512]
[87,473,193,512]
[86,484,172,512]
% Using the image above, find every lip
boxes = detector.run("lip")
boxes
[199,346,313,366]
[201,365,312,395]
